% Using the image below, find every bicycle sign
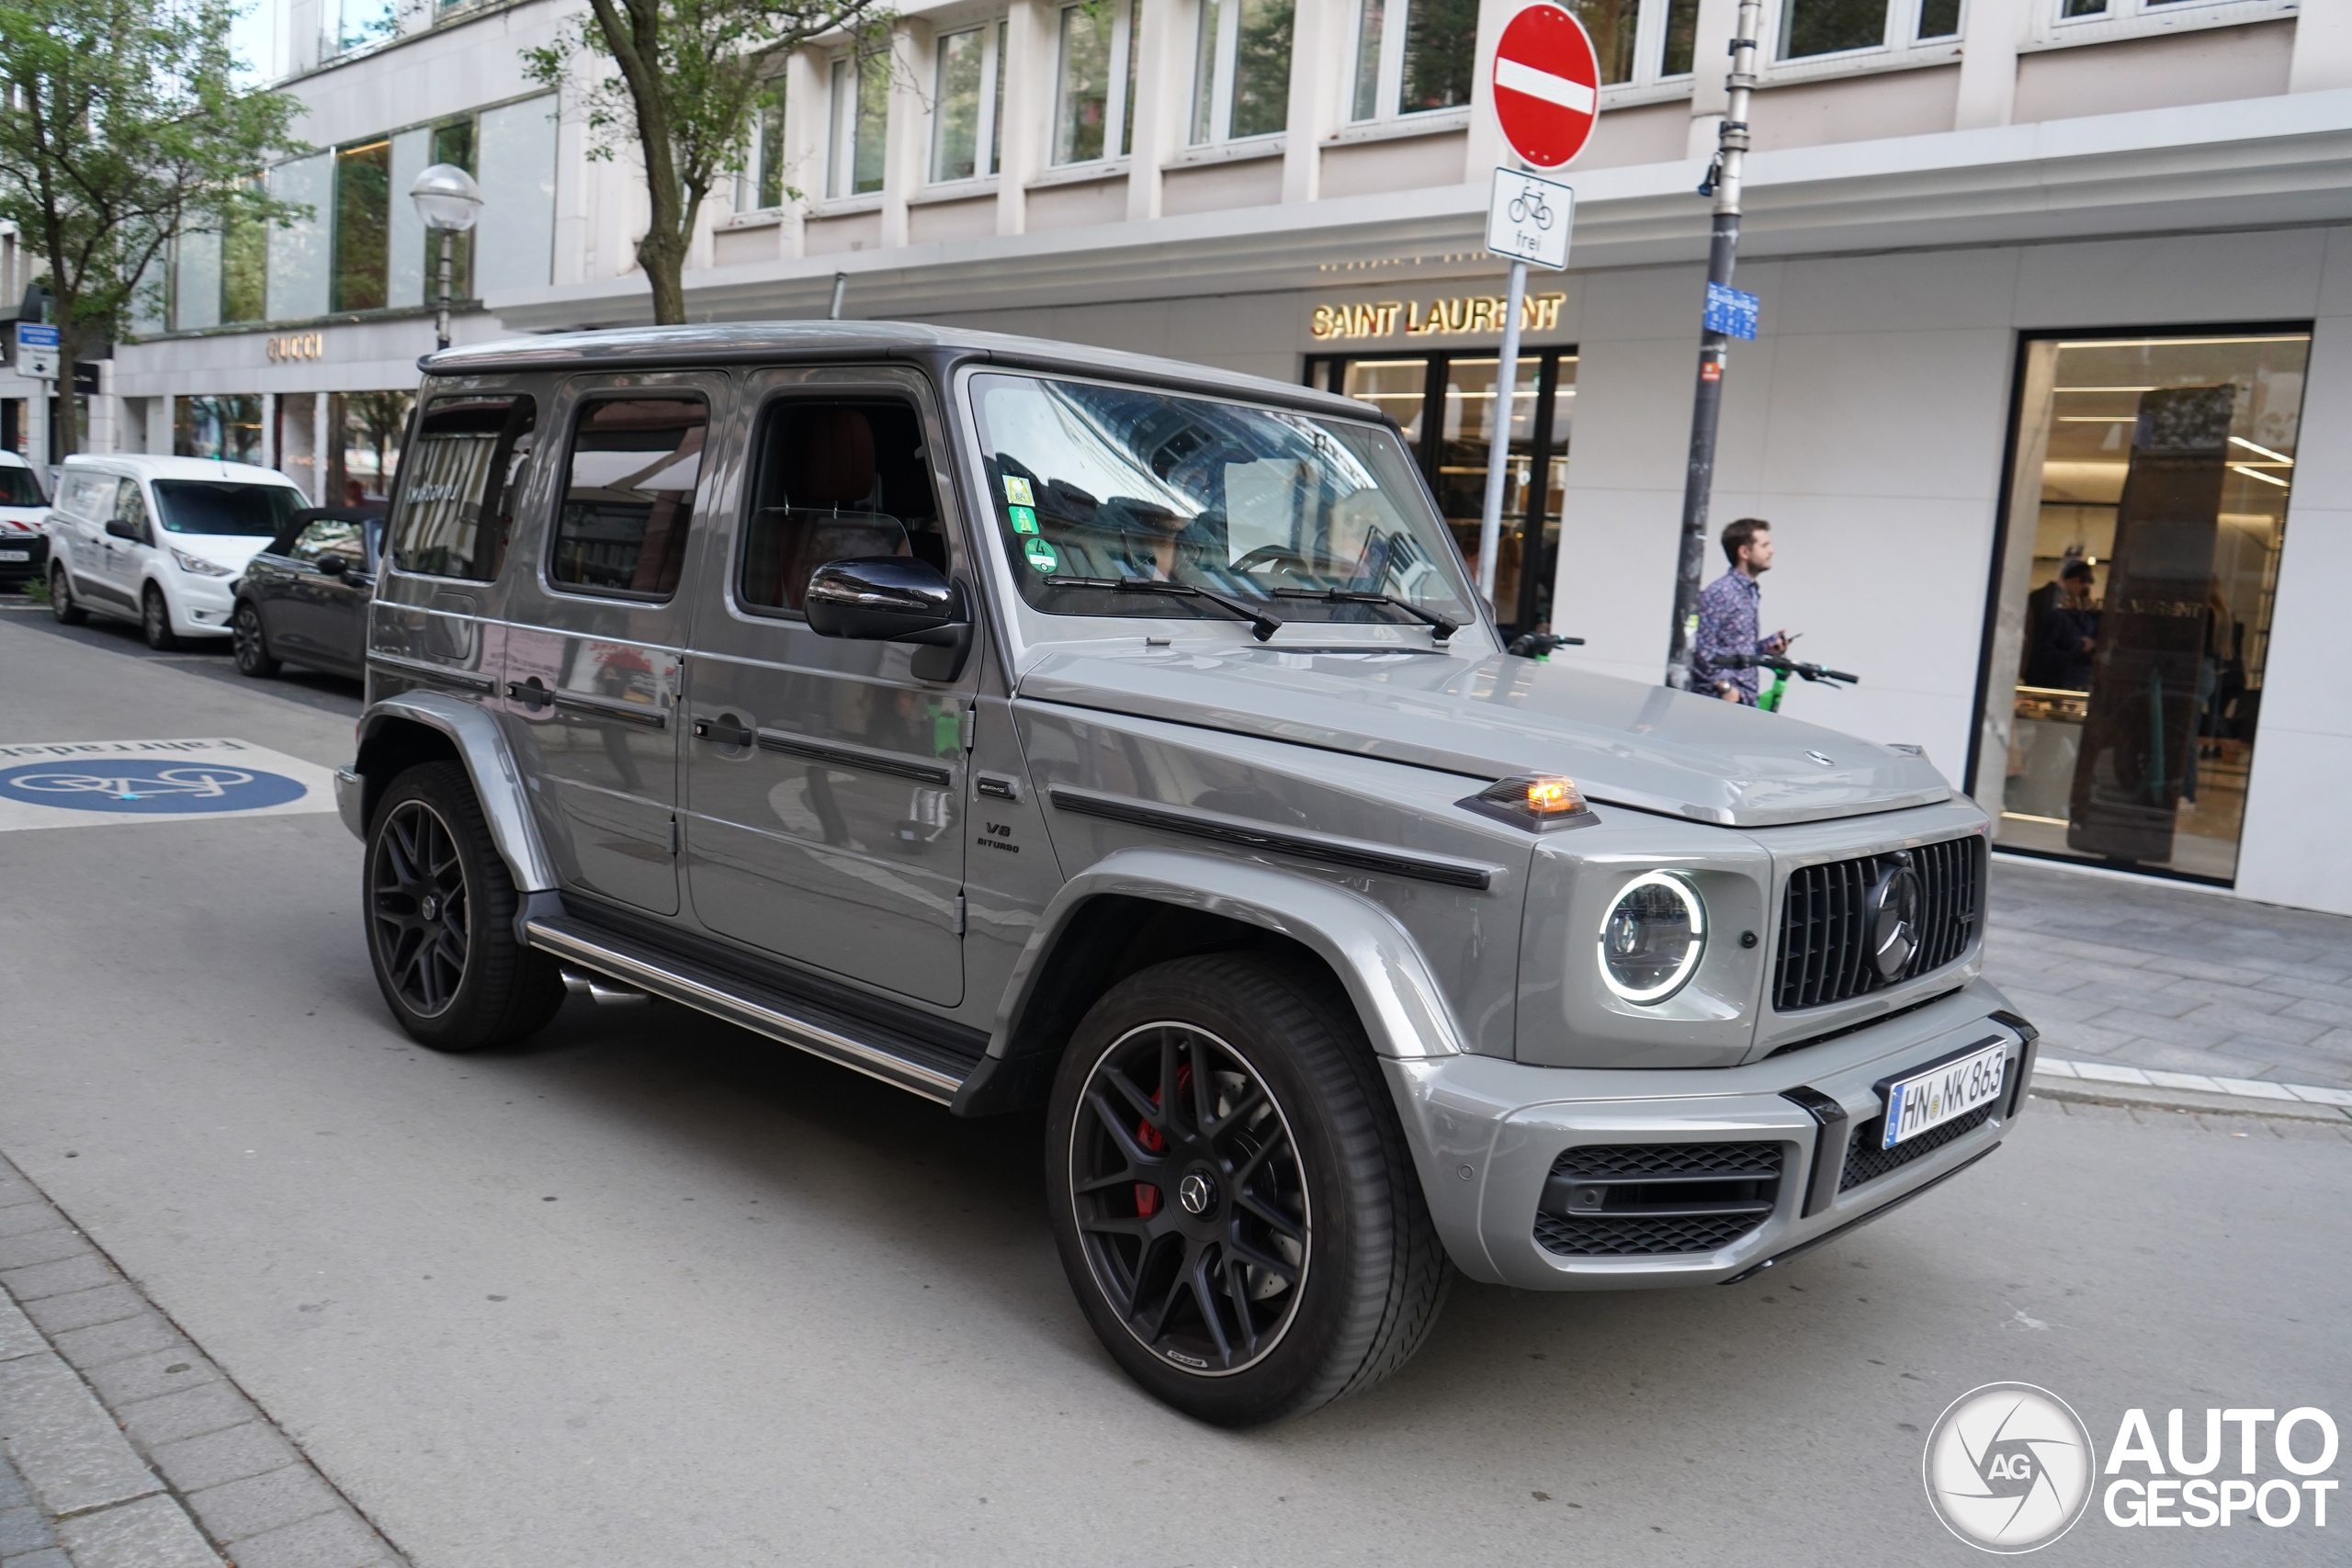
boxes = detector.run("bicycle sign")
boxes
[1487,169,1574,270]
[0,738,335,829]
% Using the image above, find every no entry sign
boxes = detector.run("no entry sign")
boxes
[1491,4,1600,169]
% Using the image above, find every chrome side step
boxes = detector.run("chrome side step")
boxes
[526,915,975,1105]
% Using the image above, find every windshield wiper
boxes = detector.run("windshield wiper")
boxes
[1271,587,1457,643]
[1047,576,1284,641]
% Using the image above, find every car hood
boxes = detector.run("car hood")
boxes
[0,507,46,532]
[165,534,276,571]
[1017,646,1950,828]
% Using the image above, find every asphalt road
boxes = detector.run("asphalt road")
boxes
[0,606,2345,1567]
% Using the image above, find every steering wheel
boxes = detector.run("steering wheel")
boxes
[1232,545,1311,575]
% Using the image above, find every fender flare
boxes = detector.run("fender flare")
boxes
[352,691,557,893]
[957,847,1467,1122]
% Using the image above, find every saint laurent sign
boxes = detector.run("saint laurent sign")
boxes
[266,332,324,362]
[1311,293,1566,342]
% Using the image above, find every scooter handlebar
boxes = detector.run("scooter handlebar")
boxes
[1717,652,1859,685]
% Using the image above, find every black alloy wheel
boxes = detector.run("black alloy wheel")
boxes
[370,798,470,1018]
[1068,1021,1312,1378]
[363,761,564,1051]
[1047,954,1452,1427]
[141,585,179,650]
[49,565,85,625]
[232,600,279,677]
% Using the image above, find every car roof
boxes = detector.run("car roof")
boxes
[62,454,302,487]
[423,321,1378,424]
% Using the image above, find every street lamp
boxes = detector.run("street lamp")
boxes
[408,163,483,352]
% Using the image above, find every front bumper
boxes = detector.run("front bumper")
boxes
[164,573,236,636]
[0,535,47,577]
[1384,978,2033,1290]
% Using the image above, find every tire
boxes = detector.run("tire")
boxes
[1046,953,1452,1427]
[365,761,565,1052]
[50,565,86,625]
[232,600,280,677]
[141,584,180,651]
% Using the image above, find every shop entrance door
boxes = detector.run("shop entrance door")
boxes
[1304,349,1575,637]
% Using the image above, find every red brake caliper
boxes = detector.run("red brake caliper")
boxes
[1133,1064,1192,1218]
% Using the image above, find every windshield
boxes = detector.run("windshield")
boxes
[153,480,301,537]
[0,465,45,507]
[968,374,1475,629]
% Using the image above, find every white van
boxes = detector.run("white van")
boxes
[0,450,49,586]
[46,456,306,649]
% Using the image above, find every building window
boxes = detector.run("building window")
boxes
[830,46,889,197]
[174,395,264,464]
[1778,0,1962,62]
[333,138,392,312]
[473,97,559,297]
[742,80,788,207]
[1562,0,1703,84]
[220,196,266,325]
[1305,346,1577,635]
[1054,0,1138,165]
[1192,0,1293,145]
[933,21,1007,183]
[265,152,333,322]
[1351,0,1476,121]
[328,0,394,60]
[1973,329,2312,886]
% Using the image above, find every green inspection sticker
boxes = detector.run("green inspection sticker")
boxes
[1023,537,1058,573]
[1008,504,1038,535]
[1003,476,1035,506]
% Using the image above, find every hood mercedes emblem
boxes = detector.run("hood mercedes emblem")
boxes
[1806,750,1835,767]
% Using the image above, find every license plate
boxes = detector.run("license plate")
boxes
[1882,1041,2007,1149]
[0,549,28,561]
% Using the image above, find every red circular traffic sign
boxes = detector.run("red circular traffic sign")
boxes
[1491,4,1600,169]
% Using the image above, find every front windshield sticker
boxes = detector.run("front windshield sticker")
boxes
[968,373,1475,631]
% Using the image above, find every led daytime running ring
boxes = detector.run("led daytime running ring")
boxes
[1596,870,1707,1004]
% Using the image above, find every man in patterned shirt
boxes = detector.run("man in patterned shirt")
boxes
[1691,517,1788,703]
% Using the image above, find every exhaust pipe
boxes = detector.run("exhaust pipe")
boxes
[560,967,651,1007]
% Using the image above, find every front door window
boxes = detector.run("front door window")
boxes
[1974,330,2311,884]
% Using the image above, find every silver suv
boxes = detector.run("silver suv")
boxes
[338,323,2034,1427]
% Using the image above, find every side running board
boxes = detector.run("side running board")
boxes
[525,914,979,1105]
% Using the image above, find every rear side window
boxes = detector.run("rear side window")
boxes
[390,395,537,581]
[548,396,707,600]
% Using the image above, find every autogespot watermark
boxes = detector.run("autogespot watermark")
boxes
[1923,1385,2340,1551]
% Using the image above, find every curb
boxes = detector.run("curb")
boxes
[2032,1056,2352,1123]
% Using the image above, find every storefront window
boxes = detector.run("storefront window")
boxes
[334,139,392,313]
[330,390,414,506]
[1975,330,2310,884]
[1308,348,1576,635]
[175,396,263,464]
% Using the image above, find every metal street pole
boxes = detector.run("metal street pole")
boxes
[435,229,454,352]
[1662,0,1762,691]
[1475,258,1529,607]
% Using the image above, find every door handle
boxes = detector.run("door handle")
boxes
[506,679,552,709]
[692,716,754,748]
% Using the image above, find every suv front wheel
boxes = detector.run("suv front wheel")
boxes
[365,761,564,1051]
[1046,954,1452,1427]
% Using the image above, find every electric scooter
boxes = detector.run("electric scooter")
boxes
[1718,650,1859,713]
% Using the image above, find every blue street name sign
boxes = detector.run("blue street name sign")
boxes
[1704,283,1758,341]
[16,323,59,348]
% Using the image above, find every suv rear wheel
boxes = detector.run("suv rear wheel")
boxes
[365,761,564,1051]
[141,584,179,650]
[1046,954,1451,1427]
[49,565,86,625]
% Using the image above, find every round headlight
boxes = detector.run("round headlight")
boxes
[1597,871,1706,1004]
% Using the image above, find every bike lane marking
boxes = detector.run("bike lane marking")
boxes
[0,738,340,831]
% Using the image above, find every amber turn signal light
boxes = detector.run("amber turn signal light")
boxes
[1459,773,1595,832]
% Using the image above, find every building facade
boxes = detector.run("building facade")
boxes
[48,0,2352,917]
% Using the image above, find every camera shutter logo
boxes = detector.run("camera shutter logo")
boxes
[1924,1382,2098,1552]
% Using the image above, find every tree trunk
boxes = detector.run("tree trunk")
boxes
[638,231,687,325]
[49,325,78,460]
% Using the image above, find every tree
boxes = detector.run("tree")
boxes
[526,0,886,326]
[0,0,302,457]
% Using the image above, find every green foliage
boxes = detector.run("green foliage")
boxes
[524,0,887,323]
[0,0,304,452]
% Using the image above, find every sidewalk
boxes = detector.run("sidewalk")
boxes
[1984,856,2352,1092]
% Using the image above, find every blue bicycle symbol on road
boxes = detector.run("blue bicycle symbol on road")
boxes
[0,761,310,815]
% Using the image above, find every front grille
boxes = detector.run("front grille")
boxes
[1533,1141,1782,1258]
[1839,1099,2000,1191]
[1774,835,1984,1012]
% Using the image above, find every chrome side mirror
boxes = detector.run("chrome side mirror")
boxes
[804,557,973,682]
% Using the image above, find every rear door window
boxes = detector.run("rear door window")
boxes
[390,395,537,581]
[548,396,708,601]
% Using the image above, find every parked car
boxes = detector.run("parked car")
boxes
[0,450,50,587]
[336,322,2034,1427]
[46,455,306,649]
[232,505,386,679]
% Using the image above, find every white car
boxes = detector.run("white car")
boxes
[0,450,50,588]
[46,455,307,649]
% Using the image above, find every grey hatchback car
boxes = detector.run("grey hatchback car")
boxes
[338,322,2034,1426]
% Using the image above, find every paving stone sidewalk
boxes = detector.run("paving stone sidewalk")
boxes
[1984,857,2352,1092]
[0,1156,406,1568]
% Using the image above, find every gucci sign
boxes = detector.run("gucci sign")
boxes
[266,332,323,362]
